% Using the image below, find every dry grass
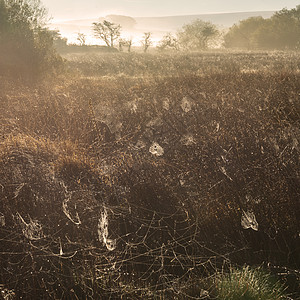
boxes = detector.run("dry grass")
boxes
[0,51,299,299]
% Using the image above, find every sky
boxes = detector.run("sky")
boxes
[43,0,300,21]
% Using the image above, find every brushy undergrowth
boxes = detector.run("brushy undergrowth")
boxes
[0,52,299,299]
[64,51,300,77]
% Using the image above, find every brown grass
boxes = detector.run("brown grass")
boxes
[0,51,299,299]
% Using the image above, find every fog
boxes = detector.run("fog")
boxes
[48,11,274,45]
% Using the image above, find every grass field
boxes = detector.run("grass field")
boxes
[0,51,299,299]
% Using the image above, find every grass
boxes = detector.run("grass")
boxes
[215,266,287,300]
[0,50,299,299]
[64,50,300,77]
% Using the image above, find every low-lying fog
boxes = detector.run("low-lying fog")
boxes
[48,11,274,45]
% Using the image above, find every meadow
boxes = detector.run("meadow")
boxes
[0,51,299,299]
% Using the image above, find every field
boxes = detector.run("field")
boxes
[0,51,299,299]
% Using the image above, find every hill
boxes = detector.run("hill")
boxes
[135,11,275,30]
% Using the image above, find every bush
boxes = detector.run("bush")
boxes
[0,0,63,80]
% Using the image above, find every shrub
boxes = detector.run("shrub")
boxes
[0,0,63,80]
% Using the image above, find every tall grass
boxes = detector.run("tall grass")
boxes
[215,266,287,300]
[0,51,299,298]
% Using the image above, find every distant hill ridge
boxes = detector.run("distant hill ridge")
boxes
[135,11,275,29]
[53,11,275,29]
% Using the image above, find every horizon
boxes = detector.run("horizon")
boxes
[47,9,278,45]
[50,9,278,23]
[45,1,299,46]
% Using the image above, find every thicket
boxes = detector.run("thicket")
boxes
[224,6,300,50]
[0,52,299,298]
[0,0,63,80]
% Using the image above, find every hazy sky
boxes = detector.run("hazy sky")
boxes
[43,0,300,21]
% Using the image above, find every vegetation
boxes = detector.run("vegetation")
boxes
[1,51,299,298]
[0,2,299,299]
[141,32,152,53]
[177,19,219,50]
[46,5,300,53]
[157,33,179,51]
[76,32,87,46]
[118,38,133,52]
[214,266,287,300]
[224,6,300,50]
[92,20,121,48]
[0,0,63,80]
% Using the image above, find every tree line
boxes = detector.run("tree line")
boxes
[90,19,219,52]
[91,5,300,51]
[224,6,300,50]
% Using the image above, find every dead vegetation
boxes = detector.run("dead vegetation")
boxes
[0,52,299,298]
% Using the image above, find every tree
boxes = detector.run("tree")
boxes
[119,38,133,52]
[223,17,266,49]
[92,20,121,48]
[0,0,46,43]
[141,32,152,53]
[0,0,8,34]
[126,38,133,52]
[157,33,179,51]
[177,19,219,50]
[224,6,300,50]
[76,32,86,46]
[268,6,300,49]
[51,30,68,51]
[0,0,63,79]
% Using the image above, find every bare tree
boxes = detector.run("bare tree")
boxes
[76,32,86,46]
[126,38,133,52]
[141,32,152,53]
[119,38,133,52]
[92,20,121,48]
[157,33,179,51]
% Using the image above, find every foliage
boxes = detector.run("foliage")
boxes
[214,266,287,300]
[51,29,68,51]
[224,5,300,50]
[223,17,266,49]
[0,0,63,80]
[2,0,48,29]
[92,20,121,48]
[177,19,219,50]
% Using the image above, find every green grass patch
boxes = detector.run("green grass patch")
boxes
[215,266,287,300]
